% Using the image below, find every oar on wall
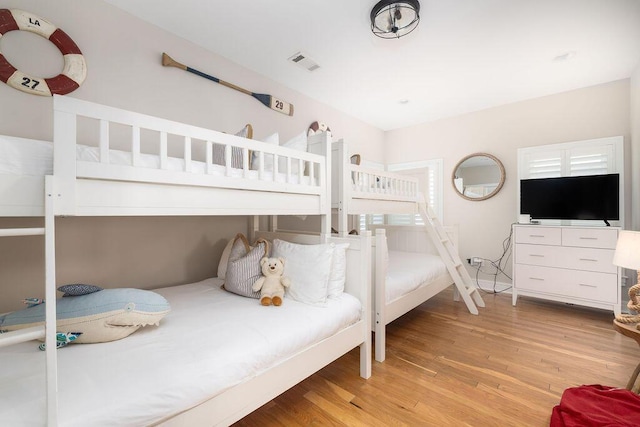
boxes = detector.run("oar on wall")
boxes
[162,53,294,116]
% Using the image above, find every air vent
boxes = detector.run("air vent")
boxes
[287,52,320,72]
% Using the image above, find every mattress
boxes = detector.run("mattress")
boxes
[0,135,316,185]
[0,278,361,426]
[385,251,448,303]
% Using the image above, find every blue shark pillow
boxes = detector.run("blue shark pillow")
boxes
[0,288,171,344]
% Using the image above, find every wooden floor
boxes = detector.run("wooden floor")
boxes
[234,289,640,426]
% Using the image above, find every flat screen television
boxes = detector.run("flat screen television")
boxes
[520,173,619,224]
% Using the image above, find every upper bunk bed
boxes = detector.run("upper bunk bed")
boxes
[0,96,371,425]
[0,95,331,219]
[331,139,420,235]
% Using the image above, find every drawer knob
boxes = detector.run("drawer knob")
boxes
[578,283,597,288]
[578,258,598,262]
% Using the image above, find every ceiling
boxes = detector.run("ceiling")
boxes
[104,0,640,131]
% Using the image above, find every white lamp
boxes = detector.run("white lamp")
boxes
[613,230,640,321]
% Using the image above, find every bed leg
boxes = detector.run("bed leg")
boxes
[360,337,372,379]
[374,318,385,362]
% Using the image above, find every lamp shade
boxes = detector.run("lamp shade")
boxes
[613,230,640,270]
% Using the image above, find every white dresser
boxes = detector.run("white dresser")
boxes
[512,225,621,315]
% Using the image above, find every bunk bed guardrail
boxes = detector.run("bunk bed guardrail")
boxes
[5,95,330,217]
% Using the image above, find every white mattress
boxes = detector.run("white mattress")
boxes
[0,135,316,185]
[385,251,448,303]
[0,278,361,426]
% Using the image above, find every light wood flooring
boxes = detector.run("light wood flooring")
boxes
[234,288,639,426]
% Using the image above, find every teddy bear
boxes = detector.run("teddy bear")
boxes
[252,257,291,306]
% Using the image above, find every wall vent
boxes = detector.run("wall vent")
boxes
[287,52,320,72]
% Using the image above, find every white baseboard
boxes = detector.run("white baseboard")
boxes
[474,279,512,294]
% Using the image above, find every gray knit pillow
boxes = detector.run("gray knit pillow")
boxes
[224,239,268,299]
[58,284,103,297]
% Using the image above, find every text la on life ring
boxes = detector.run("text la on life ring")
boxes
[0,9,87,96]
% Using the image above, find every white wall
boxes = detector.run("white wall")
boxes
[385,80,631,283]
[0,0,383,313]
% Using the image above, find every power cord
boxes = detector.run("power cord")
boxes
[472,223,515,294]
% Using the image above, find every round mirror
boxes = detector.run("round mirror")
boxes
[452,153,505,201]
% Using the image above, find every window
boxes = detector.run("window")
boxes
[517,136,624,225]
[359,159,444,232]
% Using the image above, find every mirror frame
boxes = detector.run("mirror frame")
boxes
[452,152,505,201]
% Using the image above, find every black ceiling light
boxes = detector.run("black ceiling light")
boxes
[370,0,420,39]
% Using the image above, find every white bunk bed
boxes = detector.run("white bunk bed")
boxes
[331,139,485,362]
[0,96,372,426]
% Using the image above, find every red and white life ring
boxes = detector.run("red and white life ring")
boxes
[0,9,86,96]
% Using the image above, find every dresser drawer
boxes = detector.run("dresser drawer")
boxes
[515,264,618,303]
[515,244,617,274]
[514,227,561,246]
[562,227,618,249]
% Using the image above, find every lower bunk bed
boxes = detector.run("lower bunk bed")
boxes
[370,225,456,362]
[0,231,372,426]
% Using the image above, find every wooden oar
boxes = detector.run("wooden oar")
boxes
[162,53,293,116]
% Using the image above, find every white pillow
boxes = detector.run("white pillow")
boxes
[278,131,308,175]
[328,243,350,298]
[251,132,279,171]
[217,238,236,279]
[272,239,334,307]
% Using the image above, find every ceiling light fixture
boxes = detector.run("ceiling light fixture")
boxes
[370,0,420,39]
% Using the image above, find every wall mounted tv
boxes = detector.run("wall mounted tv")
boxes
[520,173,619,224]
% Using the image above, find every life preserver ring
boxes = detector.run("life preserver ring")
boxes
[0,9,86,96]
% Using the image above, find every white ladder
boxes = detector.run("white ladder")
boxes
[0,176,58,424]
[418,203,485,315]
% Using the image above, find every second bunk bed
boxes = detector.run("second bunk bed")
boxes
[0,96,372,426]
[330,139,485,362]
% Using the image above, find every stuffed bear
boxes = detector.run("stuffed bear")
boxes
[252,257,291,306]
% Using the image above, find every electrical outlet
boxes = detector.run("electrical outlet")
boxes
[470,257,483,266]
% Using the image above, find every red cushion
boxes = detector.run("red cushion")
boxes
[550,384,640,427]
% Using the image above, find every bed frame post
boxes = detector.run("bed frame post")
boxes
[308,132,332,242]
[53,95,78,215]
[373,228,387,362]
[44,176,59,424]
[358,231,373,378]
[332,139,349,236]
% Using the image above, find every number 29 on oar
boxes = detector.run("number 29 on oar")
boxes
[270,97,293,116]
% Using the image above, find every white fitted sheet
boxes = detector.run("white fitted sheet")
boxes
[0,135,316,185]
[385,251,448,303]
[0,278,361,426]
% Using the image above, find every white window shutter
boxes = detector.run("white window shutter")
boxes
[568,145,613,176]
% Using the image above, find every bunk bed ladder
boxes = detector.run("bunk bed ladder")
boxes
[418,203,485,315]
[0,176,58,424]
